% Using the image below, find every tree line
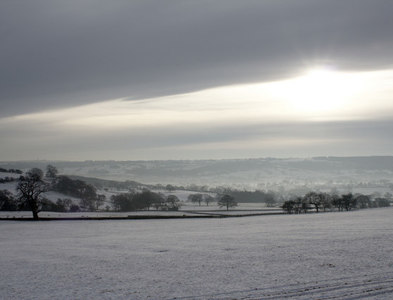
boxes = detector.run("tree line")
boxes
[282,191,391,214]
[110,190,182,212]
[187,193,238,210]
[0,168,23,174]
[0,177,17,183]
[224,190,277,206]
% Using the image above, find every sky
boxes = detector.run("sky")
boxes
[1,0,393,161]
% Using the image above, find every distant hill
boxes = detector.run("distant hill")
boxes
[1,157,393,192]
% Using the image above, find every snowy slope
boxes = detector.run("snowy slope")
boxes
[0,172,84,207]
[0,208,392,299]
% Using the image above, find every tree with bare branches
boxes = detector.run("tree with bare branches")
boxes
[218,194,237,211]
[17,169,47,220]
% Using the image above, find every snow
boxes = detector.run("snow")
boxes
[0,172,20,179]
[42,190,82,203]
[0,211,201,219]
[1,208,393,299]
[0,181,18,193]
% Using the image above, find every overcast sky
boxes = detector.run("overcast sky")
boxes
[1,0,393,161]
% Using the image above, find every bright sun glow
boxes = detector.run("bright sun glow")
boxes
[266,68,363,116]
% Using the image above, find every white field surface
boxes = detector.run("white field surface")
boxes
[1,208,393,300]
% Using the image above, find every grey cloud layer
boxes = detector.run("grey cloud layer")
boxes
[2,118,393,160]
[1,0,393,116]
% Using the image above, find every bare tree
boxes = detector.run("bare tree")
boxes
[282,199,296,214]
[45,164,58,179]
[304,192,321,212]
[355,194,370,209]
[217,194,237,211]
[17,169,47,220]
[166,195,182,211]
[203,194,214,206]
[188,193,203,206]
[293,197,303,214]
[94,194,106,211]
[320,193,332,212]
[342,193,356,211]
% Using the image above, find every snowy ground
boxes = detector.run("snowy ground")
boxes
[1,208,393,299]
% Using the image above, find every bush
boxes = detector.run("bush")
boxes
[69,204,81,212]
[0,190,17,211]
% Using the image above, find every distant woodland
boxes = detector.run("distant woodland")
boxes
[0,164,392,219]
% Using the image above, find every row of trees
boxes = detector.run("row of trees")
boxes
[0,177,16,183]
[111,192,238,212]
[187,193,238,210]
[111,190,181,211]
[282,191,391,214]
[224,190,277,206]
[0,168,23,174]
[187,193,215,206]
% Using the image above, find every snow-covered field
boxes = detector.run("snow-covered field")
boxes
[1,208,393,299]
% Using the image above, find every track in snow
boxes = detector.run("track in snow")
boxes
[175,271,393,300]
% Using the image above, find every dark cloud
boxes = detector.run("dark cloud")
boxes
[1,0,393,116]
